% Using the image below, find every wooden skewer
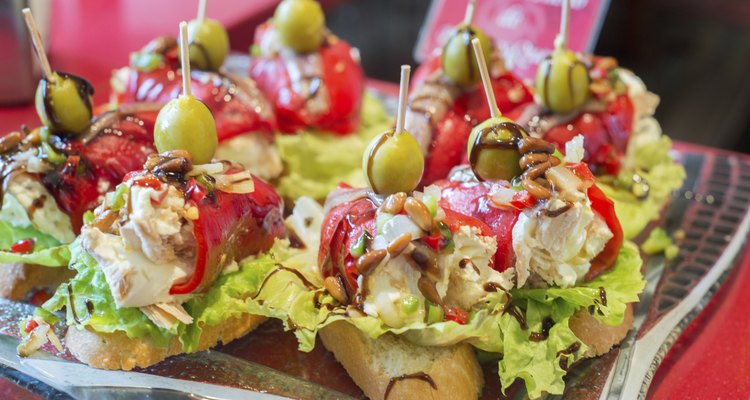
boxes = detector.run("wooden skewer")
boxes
[471,38,499,119]
[556,0,570,49]
[21,8,53,81]
[179,21,192,97]
[395,65,411,134]
[463,0,477,25]
[197,0,207,22]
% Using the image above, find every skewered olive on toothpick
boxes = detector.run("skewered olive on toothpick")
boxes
[363,66,424,195]
[466,38,526,182]
[23,9,93,135]
[180,0,229,71]
[274,0,325,53]
[155,21,218,165]
[534,0,590,114]
[184,19,229,70]
[441,0,492,87]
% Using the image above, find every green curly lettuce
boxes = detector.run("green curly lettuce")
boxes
[0,194,69,267]
[599,134,686,239]
[274,93,391,200]
[39,237,297,351]
[242,235,644,398]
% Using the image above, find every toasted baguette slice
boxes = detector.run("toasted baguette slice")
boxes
[570,303,634,357]
[65,314,266,370]
[0,263,74,301]
[320,321,483,400]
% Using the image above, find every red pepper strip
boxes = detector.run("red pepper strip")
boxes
[169,176,284,294]
[116,64,277,142]
[24,319,38,333]
[249,23,364,135]
[132,175,163,189]
[444,306,469,325]
[510,190,536,210]
[318,196,377,291]
[569,163,624,279]
[42,110,157,233]
[10,239,34,254]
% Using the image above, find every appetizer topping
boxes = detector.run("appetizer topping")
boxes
[512,192,612,287]
[273,0,326,54]
[467,117,526,182]
[183,18,229,71]
[154,95,218,165]
[320,186,512,328]
[534,0,590,114]
[363,66,424,196]
[82,178,195,308]
[535,48,590,114]
[440,0,492,87]
[363,129,424,196]
[35,72,94,136]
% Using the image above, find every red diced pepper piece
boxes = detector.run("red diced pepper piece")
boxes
[24,319,39,333]
[10,239,34,254]
[444,307,469,325]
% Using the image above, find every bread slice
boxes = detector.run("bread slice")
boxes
[319,321,484,400]
[570,303,634,357]
[0,263,74,301]
[65,314,266,370]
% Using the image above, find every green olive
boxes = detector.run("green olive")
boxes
[274,0,325,53]
[154,96,218,164]
[183,18,230,71]
[535,47,590,114]
[34,72,93,135]
[467,117,526,182]
[363,129,424,195]
[441,24,492,87]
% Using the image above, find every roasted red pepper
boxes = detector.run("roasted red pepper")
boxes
[115,64,277,143]
[24,319,38,333]
[249,23,365,135]
[40,110,158,233]
[10,239,34,254]
[569,163,624,279]
[444,306,469,325]
[169,175,284,294]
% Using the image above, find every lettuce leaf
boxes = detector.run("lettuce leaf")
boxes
[0,191,70,266]
[274,93,391,200]
[502,242,644,397]
[599,134,685,239]
[242,239,644,399]
[41,238,176,347]
[40,238,295,351]
[0,245,70,266]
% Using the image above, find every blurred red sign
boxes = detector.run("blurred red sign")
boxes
[415,0,610,79]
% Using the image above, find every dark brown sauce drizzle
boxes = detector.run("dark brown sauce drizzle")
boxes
[556,341,582,371]
[588,287,608,316]
[188,41,213,71]
[483,282,502,292]
[67,284,81,324]
[384,372,437,400]
[468,122,526,182]
[528,317,555,342]
[41,72,95,134]
[253,264,318,300]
